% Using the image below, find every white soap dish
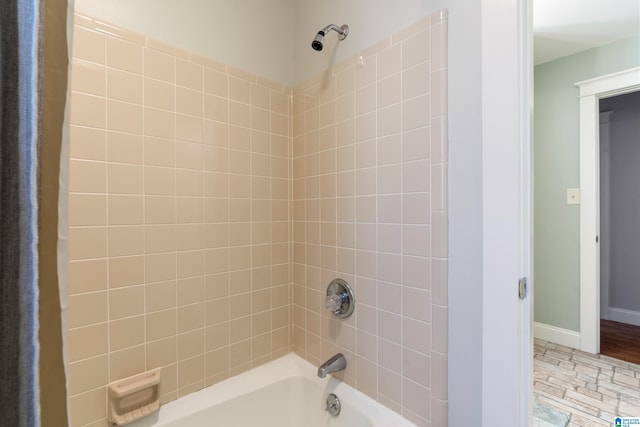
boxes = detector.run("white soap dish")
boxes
[108,368,161,426]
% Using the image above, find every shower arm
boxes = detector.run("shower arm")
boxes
[320,24,349,40]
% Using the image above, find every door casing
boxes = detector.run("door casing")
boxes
[576,67,640,353]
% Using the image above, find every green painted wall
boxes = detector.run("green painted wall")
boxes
[534,35,640,332]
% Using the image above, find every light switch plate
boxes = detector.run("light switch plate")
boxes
[567,188,580,205]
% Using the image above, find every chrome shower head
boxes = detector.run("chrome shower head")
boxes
[312,31,325,51]
[311,24,349,52]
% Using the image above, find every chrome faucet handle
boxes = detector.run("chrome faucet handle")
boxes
[325,293,344,312]
[325,279,355,318]
[326,393,341,416]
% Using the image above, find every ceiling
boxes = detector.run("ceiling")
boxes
[533,0,640,65]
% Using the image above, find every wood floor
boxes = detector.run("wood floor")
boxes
[601,319,640,365]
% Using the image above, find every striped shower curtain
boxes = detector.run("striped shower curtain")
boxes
[1,0,42,425]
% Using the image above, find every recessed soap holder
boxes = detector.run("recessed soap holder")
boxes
[325,278,355,318]
[108,368,161,426]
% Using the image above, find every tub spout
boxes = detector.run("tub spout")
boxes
[317,353,346,378]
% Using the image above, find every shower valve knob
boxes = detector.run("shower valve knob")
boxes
[325,279,355,318]
[325,293,344,312]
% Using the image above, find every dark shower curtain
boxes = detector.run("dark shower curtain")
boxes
[1,0,69,425]
[1,0,42,425]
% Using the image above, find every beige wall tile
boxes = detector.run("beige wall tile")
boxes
[69,159,106,194]
[205,273,229,300]
[72,26,105,64]
[402,378,430,420]
[68,227,107,261]
[108,195,143,225]
[145,138,175,167]
[176,59,203,91]
[146,336,177,368]
[204,68,228,97]
[107,99,143,135]
[178,224,205,251]
[144,49,175,82]
[177,355,205,390]
[402,193,430,225]
[68,323,108,362]
[109,286,144,319]
[145,107,176,139]
[229,77,251,103]
[177,250,205,278]
[107,163,143,194]
[205,322,229,351]
[177,330,204,360]
[175,141,203,170]
[229,340,252,369]
[144,166,176,196]
[68,259,108,294]
[145,224,177,254]
[69,126,106,161]
[71,59,106,96]
[68,292,108,328]
[107,68,142,104]
[106,37,142,74]
[431,68,448,118]
[108,255,144,288]
[67,355,108,396]
[146,253,177,283]
[229,101,251,128]
[144,78,175,111]
[176,169,204,196]
[68,194,106,226]
[107,131,143,164]
[147,309,177,341]
[108,225,144,256]
[205,297,230,326]
[109,344,145,382]
[432,304,448,353]
[68,387,105,427]
[110,315,145,351]
[177,87,204,118]
[206,347,230,378]
[178,303,205,333]
[147,280,177,312]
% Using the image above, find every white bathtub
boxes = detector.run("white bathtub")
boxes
[127,353,415,427]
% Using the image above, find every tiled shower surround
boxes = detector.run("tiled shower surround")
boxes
[66,10,447,427]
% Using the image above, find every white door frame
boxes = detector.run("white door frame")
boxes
[481,0,532,424]
[576,67,640,354]
[599,111,613,321]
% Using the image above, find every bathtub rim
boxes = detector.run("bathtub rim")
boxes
[129,352,416,427]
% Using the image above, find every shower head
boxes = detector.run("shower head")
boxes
[311,24,349,52]
[312,31,325,51]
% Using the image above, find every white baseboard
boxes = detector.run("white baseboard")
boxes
[533,322,581,349]
[608,307,640,327]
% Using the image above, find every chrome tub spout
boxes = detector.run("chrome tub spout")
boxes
[317,353,346,378]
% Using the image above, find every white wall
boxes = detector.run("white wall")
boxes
[74,0,294,85]
[293,1,445,84]
[602,92,640,313]
[533,35,640,332]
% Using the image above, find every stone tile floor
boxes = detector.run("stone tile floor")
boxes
[534,338,640,426]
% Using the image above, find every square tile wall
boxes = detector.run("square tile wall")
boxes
[67,13,292,427]
[66,9,447,427]
[291,10,448,427]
